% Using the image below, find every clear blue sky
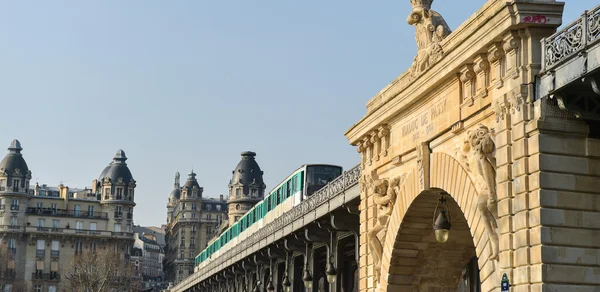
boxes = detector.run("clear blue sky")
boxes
[0,0,588,227]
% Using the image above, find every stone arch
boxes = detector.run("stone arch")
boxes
[378,152,499,291]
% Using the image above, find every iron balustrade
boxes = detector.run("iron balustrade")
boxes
[10,205,19,211]
[51,250,60,257]
[542,4,600,72]
[115,212,123,218]
[25,207,108,219]
[32,272,60,281]
[36,249,45,257]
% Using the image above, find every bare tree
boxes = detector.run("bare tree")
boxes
[61,249,132,292]
[0,244,11,292]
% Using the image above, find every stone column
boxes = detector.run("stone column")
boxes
[460,64,476,107]
[487,43,505,89]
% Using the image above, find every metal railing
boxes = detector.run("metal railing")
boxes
[25,207,108,219]
[542,4,600,72]
[32,272,60,281]
[36,249,45,257]
[51,250,60,257]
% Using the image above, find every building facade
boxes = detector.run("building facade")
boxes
[164,171,227,284]
[0,139,137,292]
[134,232,165,281]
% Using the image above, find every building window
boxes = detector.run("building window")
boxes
[191,213,196,219]
[37,219,45,228]
[8,238,16,249]
[50,203,57,211]
[48,286,57,292]
[35,285,42,292]
[9,216,17,226]
[13,179,19,191]
[0,198,4,210]
[90,222,97,231]
[207,214,212,220]
[75,241,83,254]
[10,199,18,210]
[191,203,197,210]
[105,187,110,198]
[90,242,97,253]
[75,221,83,231]
[74,205,81,216]
[52,241,59,251]
[251,189,257,197]
[235,189,241,197]
[216,205,222,211]
[207,204,212,211]
[88,206,95,217]
[114,223,121,232]
[36,202,43,209]
[182,203,186,210]
[116,188,123,200]
[52,220,60,229]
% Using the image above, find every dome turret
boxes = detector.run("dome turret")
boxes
[98,150,134,185]
[169,171,181,203]
[227,151,266,225]
[0,139,32,193]
[0,139,30,177]
[181,170,202,199]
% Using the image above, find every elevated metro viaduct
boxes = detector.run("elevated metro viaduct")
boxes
[170,1,600,291]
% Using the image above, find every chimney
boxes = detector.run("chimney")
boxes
[219,194,224,201]
[59,184,69,203]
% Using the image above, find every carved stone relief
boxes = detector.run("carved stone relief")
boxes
[366,175,402,283]
[407,0,452,78]
[459,125,500,260]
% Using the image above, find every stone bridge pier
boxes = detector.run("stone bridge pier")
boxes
[347,0,600,291]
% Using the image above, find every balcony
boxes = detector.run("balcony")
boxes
[25,207,108,219]
[0,225,23,232]
[36,249,45,258]
[32,272,60,281]
[114,212,123,219]
[10,205,19,211]
[127,213,133,219]
[51,250,60,257]
[0,204,4,210]
[25,226,112,237]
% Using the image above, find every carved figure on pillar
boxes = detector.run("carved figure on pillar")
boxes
[407,0,451,77]
[460,125,500,261]
[367,176,401,283]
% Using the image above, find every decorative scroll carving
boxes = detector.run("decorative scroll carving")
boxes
[407,0,452,77]
[460,125,500,261]
[544,14,585,69]
[367,176,401,283]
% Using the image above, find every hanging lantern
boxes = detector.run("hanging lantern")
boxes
[282,273,292,292]
[432,193,452,243]
[303,264,313,289]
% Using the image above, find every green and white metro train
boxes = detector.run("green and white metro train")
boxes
[195,164,343,269]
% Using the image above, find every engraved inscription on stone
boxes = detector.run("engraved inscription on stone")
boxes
[401,99,447,143]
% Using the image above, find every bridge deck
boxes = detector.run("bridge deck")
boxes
[172,164,361,292]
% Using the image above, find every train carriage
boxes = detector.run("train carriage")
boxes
[195,164,342,269]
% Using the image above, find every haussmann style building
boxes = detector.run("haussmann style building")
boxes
[0,139,137,292]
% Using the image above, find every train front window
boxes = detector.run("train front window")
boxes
[305,166,342,196]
